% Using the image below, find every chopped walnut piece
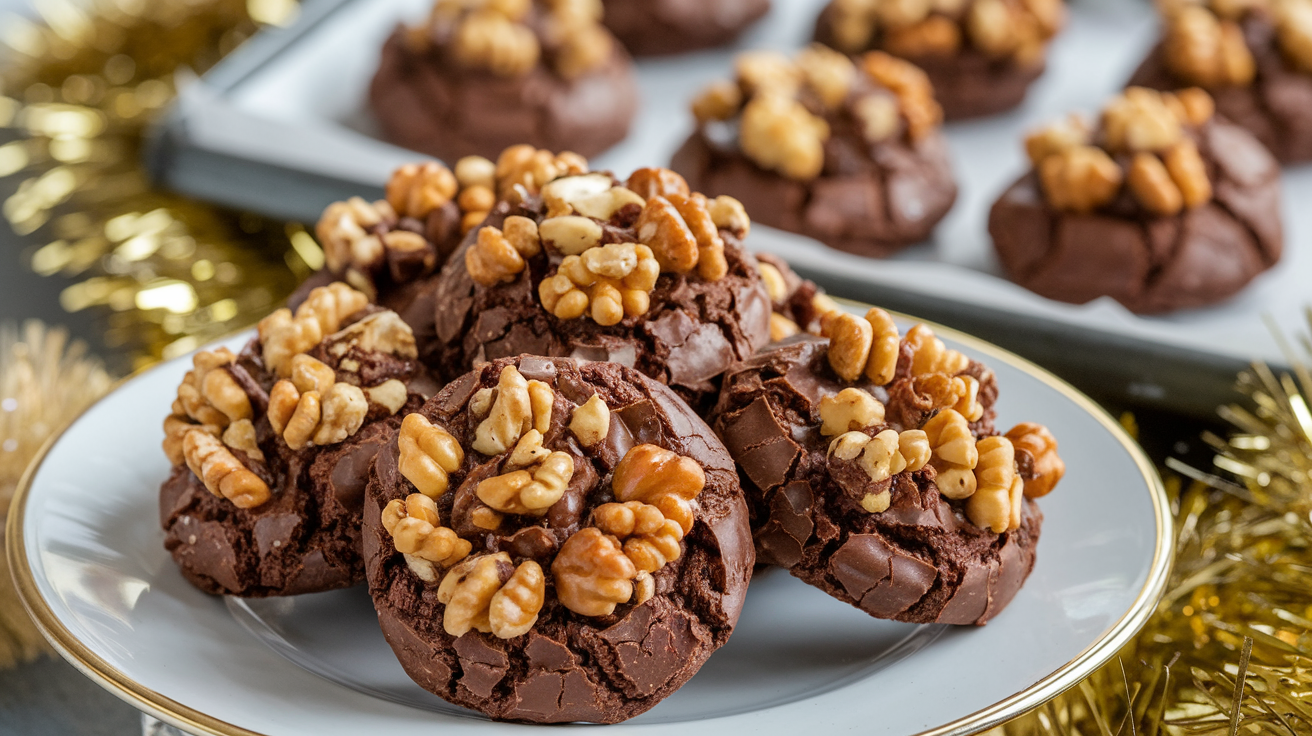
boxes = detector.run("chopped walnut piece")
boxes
[466,225,526,286]
[1128,152,1185,216]
[829,428,931,484]
[539,243,659,325]
[818,388,886,436]
[757,262,788,302]
[634,196,700,273]
[1163,5,1256,87]
[384,493,472,570]
[626,168,690,200]
[221,419,263,462]
[552,527,637,616]
[771,313,801,341]
[183,429,270,508]
[386,162,457,220]
[923,408,979,499]
[365,379,408,415]
[797,44,857,110]
[735,50,802,96]
[494,145,588,197]
[554,20,613,80]
[859,52,942,141]
[692,80,744,123]
[905,324,970,379]
[1025,114,1091,167]
[667,193,728,281]
[1279,0,1312,74]
[326,311,418,360]
[476,431,574,515]
[540,215,604,256]
[435,552,545,638]
[592,501,685,574]
[488,559,546,638]
[267,379,368,450]
[453,9,540,76]
[739,93,829,181]
[707,195,751,239]
[167,348,250,463]
[885,16,962,57]
[1006,422,1065,497]
[1163,138,1212,209]
[1101,87,1184,154]
[966,436,1022,533]
[864,307,901,385]
[315,197,392,278]
[472,365,551,456]
[611,444,705,535]
[1038,144,1124,214]
[569,394,611,447]
[398,413,465,499]
[826,312,874,382]
[455,155,496,191]
[258,283,369,377]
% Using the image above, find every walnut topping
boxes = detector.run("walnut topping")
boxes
[965,436,1022,532]
[365,379,409,415]
[592,501,685,573]
[258,283,369,377]
[626,167,691,200]
[164,347,249,465]
[539,215,604,256]
[864,307,901,385]
[316,197,395,282]
[1163,4,1255,87]
[904,324,969,377]
[1005,422,1064,497]
[387,162,457,221]
[740,92,829,181]
[1279,0,1312,74]
[221,419,263,463]
[569,394,611,447]
[182,429,270,508]
[1029,88,1215,214]
[708,195,750,239]
[267,376,368,451]
[453,155,499,233]
[771,313,801,341]
[796,44,858,110]
[1038,145,1124,214]
[398,413,465,499]
[538,242,659,325]
[828,428,931,511]
[691,80,744,123]
[552,527,636,616]
[436,552,545,639]
[453,9,541,76]
[476,430,574,515]
[494,145,588,198]
[472,366,552,456]
[923,408,979,499]
[757,261,788,302]
[859,52,942,142]
[326,311,419,360]
[818,388,887,436]
[828,0,1062,64]
[826,312,874,382]
[383,493,471,571]
[466,224,529,287]
[611,444,705,535]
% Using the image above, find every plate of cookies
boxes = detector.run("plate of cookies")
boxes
[11,160,1169,735]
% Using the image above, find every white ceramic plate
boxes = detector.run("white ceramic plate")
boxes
[9,310,1170,736]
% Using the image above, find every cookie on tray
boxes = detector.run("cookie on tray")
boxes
[813,0,1064,119]
[672,47,957,258]
[159,284,437,596]
[600,0,770,55]
[429,156,772,411]
[363,355,753,723]
[709,309,1065,625]
[370,0,638,161]
[1128,0,1312,163]
[989,87,1282,314]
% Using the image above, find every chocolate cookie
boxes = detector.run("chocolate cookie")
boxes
[989,87,1282,314]
[369,0,638,162]
[600,0,770,55]
[429,164,772,411]
[813,0,1064,119]
[160,284,437,596]
[709,310,1066,625]
[1128,0,1312,164]
[363,356,752,722]
[673,48,957,258]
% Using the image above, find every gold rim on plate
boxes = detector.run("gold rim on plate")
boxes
[6,306,1173,736]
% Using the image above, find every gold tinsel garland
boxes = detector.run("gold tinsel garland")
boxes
[0,320,112,667]
[1,0,316,371]
[2,0,1311,729]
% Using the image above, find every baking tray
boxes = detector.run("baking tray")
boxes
[144,0,1312,417]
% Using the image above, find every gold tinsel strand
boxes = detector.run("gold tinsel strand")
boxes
[0,320,112,668]
[1,0,315,371]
